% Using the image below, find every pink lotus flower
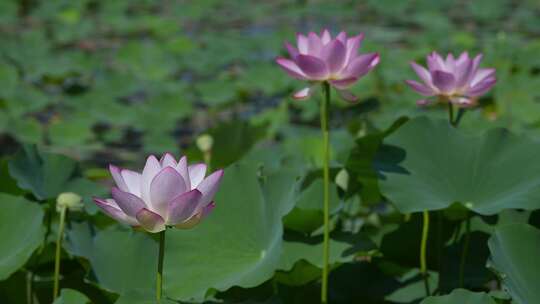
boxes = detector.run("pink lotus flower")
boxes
[276,29,380,102]
[406,51,496,107]
[93,154,223,233]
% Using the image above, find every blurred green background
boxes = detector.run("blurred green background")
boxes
[1,0,539,166]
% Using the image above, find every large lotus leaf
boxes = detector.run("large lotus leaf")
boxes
[378,117,540,214]
[87,230,157,294]
[0,193,44,280]
[421,289,496,304]
[83,161,300,301]
[488,223,540,304]
[8,145,77,200]
[165,161,299,301]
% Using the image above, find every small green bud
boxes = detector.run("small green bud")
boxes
[196,134,214,153]
[56,192,84,212]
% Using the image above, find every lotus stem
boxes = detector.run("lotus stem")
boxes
[448,102,467,127]
[454,108,466,126]
[420,210,431,296]
[53,206,67,299]
[459,215,471,288]
[157,229,166,302]
[196,134,213,170]
[448,101,470,288]
[447,102,455,126]
[320,81,331,304]
[436,211,443,279]
[203,152,211,170]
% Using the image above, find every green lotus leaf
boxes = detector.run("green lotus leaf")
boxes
[0,193,44,280]
[379,116,540,214]
[488,223,540,304]
[8,145,77,200]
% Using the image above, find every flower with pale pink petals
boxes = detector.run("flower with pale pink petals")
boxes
[93,154,223,233]
[276,29,380,102]
[406,51,496,107]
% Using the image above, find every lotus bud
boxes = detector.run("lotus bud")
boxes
[196,134,213,153]
[56,192,83,212]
